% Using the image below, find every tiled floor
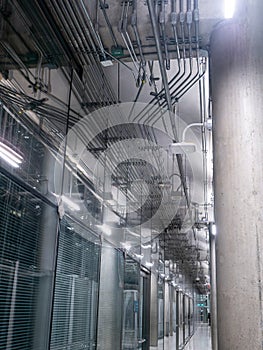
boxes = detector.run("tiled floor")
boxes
[151,323,212,350]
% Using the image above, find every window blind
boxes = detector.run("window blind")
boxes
[0,171,58,350]
[50,217,101,350]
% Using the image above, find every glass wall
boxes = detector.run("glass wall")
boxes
[0,171,58,350]
[122,257,140,350]
[50,216,101,350]
[157,281,164,341]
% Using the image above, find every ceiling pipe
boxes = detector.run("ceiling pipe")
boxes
[0,41,35,85]
[77,0,106,61]
[147,0,190,208]
[159,0,170,70]
[56,0,117,104]
[51,0,102,105]
[153,0,201,107]
[170,0,195,100]
[135,2,186,124]
[1,11,169,230]
[171,0,181,75]
[137,0,201,124]
[118,1,141,80]
[146,0,173,126]
[175,58,206,100]
[172,0,202,100]
[53,0,116,105]
[134,3,190,125]
[70,1,117,102]
[98,0,119,48]
[131,0,148,82]
[12,0,72,67]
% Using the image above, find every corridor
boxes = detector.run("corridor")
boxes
[152,324,211,350]
[183,324,211,350]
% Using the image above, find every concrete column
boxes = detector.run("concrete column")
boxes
[176,290,179,350]
[169,285,174,336]
[210,2,263,348]
[150,273,158,347]
[209,227,218,350]
[97,244,124,350]
[164,282,170,336]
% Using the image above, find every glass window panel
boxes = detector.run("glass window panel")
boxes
[50,217,101,350]
[0,171,58,350]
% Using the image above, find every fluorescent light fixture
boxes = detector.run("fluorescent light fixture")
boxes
[211,223,217,236]
[61,195,81,211]
[0,141,23,168]
[0,152,20,168]
[100,60,113,67]
[224,0,236,19]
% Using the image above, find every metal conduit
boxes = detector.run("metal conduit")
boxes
[135,0,200,124]
[131,0,148,82]
[72,5,117,103]
[98,0,119,48]
[75,1,118,102]
[49,0,117,106]
[1,7,156,211]
[147,0,190,209]
[118,1,142,80]
[142,57,206,128]
[51,0,103,106]
[159,0,170,70]
[51,0,117,105]
[48,1,98,108]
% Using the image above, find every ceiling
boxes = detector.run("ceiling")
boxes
[0,0,225,292]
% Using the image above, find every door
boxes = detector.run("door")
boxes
[121,258,150,350]
[138,271,150,350]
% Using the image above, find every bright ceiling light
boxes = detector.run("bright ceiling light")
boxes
[211,223,217,236]
[0,151,20,168]
[224,0,236,19]
[0,141,23,168]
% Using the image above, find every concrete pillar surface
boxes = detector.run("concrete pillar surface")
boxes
[97,245,123,350]
[150,274,158,347]
[210,4,263,349]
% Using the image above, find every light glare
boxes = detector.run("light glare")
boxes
[224,0,236,19]
[96,224,112,236]
[0,141,23,165]
[211,224,217,236]
[0,151,20,168]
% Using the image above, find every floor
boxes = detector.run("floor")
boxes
[151,323,212,350]
[183,324,211,350]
